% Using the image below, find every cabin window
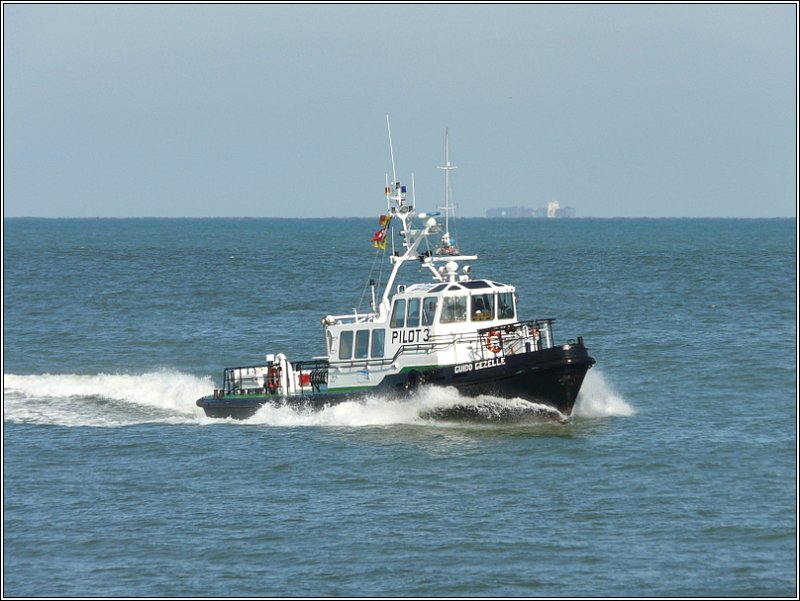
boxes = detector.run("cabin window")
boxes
[371,329,385,358]
[339,331,353,360]
[471,293,494,321]
[463,280,491,290]
[390,299,406,328]
[421,296,438,326]
[440,296,467,323]
[406,298,421,328]
[497,292,515,319]
[355,330,370,359]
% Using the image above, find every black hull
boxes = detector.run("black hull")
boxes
[196,391,357,420]
[197,343,595,421]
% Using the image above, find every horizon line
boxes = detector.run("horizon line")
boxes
[3,215,797,221]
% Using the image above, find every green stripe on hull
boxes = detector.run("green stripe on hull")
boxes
[398,365,440,373]
[324,385,376,393]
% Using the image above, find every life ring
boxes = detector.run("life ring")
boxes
[267,367,281,393]
[485,329,502,354]
[533,328,540,341]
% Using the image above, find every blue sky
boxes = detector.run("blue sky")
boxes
[3,3,797,218]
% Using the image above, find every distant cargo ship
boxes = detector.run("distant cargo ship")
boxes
[486,201,576,218]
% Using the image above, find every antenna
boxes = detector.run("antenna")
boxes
[411,173,416,210]
[386,114,397,185]
[437,127,458,249]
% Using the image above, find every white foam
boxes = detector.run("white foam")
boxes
[245,395,421,427]
[245,386,566,428]
[574,369,635,417]
[3,371,212,426]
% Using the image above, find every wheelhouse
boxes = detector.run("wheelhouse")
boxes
[322,278,520,381]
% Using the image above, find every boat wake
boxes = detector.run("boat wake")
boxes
[3,371,212,427]
[3,369,632,428]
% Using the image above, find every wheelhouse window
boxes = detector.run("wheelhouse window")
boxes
[338,331,353,360]
[462,280,491,290]
[371,329,385,358]
[355,330,370,359]
[497,291,515,319]
[440,296,467,323]
[406,298,421,328]
[421,296,438,326]
[390,299,406,328]
[471,293,494,321]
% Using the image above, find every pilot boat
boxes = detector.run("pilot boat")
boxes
[196,127,595,420]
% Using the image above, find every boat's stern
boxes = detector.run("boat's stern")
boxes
[196,393,266,420]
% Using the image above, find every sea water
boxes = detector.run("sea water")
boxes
[3,217,796,597]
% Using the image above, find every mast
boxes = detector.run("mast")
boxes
[376,125,476,316]
[436,128,458,254]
